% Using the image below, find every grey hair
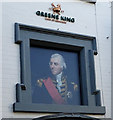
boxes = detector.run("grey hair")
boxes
[50,53,67,69]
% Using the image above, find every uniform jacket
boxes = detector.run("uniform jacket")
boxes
[32,73,80,105]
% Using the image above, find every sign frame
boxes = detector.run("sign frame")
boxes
[13,23,105,114]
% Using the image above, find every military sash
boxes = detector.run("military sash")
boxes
[43,77,65,104]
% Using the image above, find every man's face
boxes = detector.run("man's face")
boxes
[49,57,63,76]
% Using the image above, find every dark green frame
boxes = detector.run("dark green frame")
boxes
[13,23,105,114]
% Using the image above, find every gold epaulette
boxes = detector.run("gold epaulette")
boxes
[37,79,43,87]
[71,82,78,91]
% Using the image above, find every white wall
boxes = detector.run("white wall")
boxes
[1,1,111,119]
[95,1,111,118]
[0,1,3,120]
[111,2,113,120]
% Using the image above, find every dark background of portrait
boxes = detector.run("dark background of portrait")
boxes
[30,46,81,104]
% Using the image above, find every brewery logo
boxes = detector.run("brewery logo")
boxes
[36,3,75,24]
[49,3,64,15]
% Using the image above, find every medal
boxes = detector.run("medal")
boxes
[67,91,72,98]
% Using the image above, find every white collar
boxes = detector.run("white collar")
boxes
[56,72,62,80]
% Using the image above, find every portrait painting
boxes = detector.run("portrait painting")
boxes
[30,46,81,105]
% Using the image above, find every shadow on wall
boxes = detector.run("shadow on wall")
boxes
[79,0,96,3]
